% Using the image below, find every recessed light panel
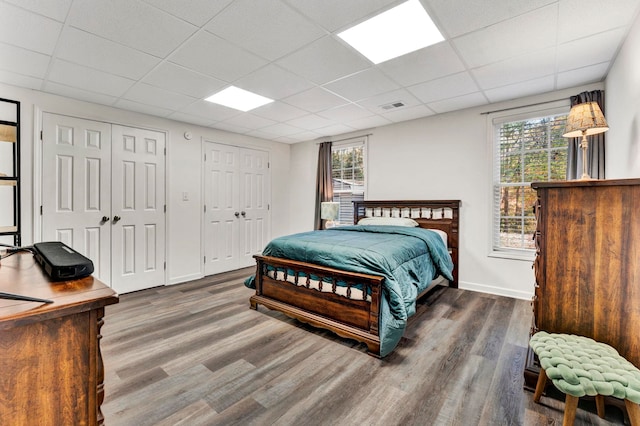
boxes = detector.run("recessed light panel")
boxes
[338,0,444,64]
[205,86,273,112]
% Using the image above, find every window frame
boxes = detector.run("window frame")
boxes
[488,101,570,261]
[331,136,368,225]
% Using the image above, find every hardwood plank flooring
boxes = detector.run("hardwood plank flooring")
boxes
[102,269,627,425]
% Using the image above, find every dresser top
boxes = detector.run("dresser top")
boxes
[0,252,118,328]
[531,178,640,189]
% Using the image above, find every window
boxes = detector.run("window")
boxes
[492,105,569,257]
[331,137,367,225]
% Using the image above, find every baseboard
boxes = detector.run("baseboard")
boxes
[458,280,533,301]
[168,272,203,285]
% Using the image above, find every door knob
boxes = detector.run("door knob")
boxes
[234,212,240,217]
[101,216,110,223]
[241,211,246,217]
[113,215,121,223]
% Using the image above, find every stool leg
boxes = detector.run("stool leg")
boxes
[563,395,579,426]
[533,368,547,403]
[625,400,640,426]
[595,395,605,419]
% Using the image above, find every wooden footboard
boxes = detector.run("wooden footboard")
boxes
[250,255,385,357]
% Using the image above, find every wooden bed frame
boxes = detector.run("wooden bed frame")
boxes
[249,200,460,357]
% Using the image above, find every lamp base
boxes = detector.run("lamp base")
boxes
[580,134,591,180]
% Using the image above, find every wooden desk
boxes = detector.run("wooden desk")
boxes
[0,252,118,426]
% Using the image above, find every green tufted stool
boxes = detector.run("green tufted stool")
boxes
[530,331,640,426]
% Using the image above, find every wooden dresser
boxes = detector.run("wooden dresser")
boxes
[525,178,640,387]
[0,252,118,426]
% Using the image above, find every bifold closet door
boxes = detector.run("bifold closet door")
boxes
[42,114,166,293]
[203,142,270,276]
[42,113,112,283]
[111,125,166,293]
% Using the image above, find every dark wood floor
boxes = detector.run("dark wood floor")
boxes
[101,269,626,425]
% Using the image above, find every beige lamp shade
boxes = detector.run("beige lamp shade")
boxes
[562,101,609,138]
[0,124,17,142]
[320,201,339,221]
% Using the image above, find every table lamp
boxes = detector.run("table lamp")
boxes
[320,201,339,229]
[562,101,609,180]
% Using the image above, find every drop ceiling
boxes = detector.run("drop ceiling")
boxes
[1,0,638,143]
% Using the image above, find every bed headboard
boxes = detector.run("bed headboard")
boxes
[353,200,461,287]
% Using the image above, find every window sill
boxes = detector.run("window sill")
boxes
[488,250,535,262]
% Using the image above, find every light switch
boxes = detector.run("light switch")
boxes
[182,192,189,201]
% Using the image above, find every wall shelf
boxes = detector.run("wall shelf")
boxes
[0,97,20,246]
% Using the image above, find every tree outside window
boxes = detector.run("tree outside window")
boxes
[494,113,568,252]
[331,142,365,225]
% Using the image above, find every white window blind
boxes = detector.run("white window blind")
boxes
[331,136,367,225]
[491,106,569,255]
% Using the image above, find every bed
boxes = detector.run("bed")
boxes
[246,200,460,358]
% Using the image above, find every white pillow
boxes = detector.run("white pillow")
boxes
[357,217,419,227]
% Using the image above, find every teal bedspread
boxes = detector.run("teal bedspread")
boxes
[246,225,453,357]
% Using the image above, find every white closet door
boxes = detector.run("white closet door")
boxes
[203,142,240,275]
[238,147,270,267]
[111,125,166,293]
[42,113,112,283]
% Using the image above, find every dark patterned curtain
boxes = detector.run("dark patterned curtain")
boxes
[314,142,333,230]
[566,90,606,180]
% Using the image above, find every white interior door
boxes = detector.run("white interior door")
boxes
[204,142,240,275]
[238,148,270,266]
[111,125,166,293]
[42,113,112,283]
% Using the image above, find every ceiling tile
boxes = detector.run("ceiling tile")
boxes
[205,0,325,61]
[48,59,135,97]
[0,43,51,78]
[251,101,309,122]
[5,0,73,22]
[141,0,233,27]
[452,4,558,68]
[428,0,556,38]
[558,0,640,43]
[286,114,336,130]
[378,41,465,86]
[0,2,63,54]
[315,123,356,137]
[143,62,227,98]
[43,81,118,105]
[113,98,174,117]
[276,35,371,85]
[427,92,488,114]
[345,114,393,130]
[284,0,401,32]
[221,113,276,130]
[169,31,267,81]
[167,111,216,127]
[324,68,399,102]
[122,82,197,110]
[259,122,306,137]
[282,87,349,113]
[472,48,556,90]
[234,64,314,100]
[408,72,479,103]
[557,28,624,72]
[56,27,161,80]
[67,0,196,57]
[317,104,374,121]
[0,70,43,89]
[556,62,609,90]
[178,99,241,121]
[381,104,436,122]
[286,130,322,142]
[213,121,251,134]
[484,76,555,103]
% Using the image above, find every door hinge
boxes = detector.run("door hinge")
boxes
[203,256,206,264]
[268,162,270,169]
[164,261,166,270]
[164,147,166,155]
[40,130,43,140]
[40,205,43,215]
[204,153,206,162]
[164,205,166,213]
[204,205,206,213]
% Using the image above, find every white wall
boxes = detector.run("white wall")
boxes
[289,83,604,300]
[1,83,291,286]
[606,11,640,178]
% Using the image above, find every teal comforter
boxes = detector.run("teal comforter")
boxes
[246,225,453,357]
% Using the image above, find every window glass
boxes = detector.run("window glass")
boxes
[331,139,366,225]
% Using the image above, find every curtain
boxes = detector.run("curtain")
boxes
[566,90,606,180]
[314,142,333,230]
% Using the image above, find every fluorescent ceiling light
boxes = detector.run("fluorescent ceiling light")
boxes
[205,86,273,112]
[338,0,444,64]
